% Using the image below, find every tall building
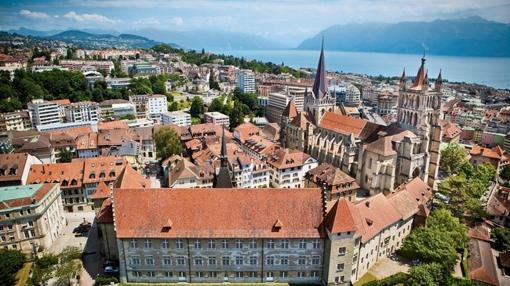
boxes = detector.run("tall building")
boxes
[64,101,100,123]
[266,86,307,123]
[27,99,61,127]
[236,69,256,93]
[162,111,191,127]
[129,94,168,120]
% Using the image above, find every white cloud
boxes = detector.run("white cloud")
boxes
[63,11,116,24]
[169,17,184,26]
[19,9,49,19]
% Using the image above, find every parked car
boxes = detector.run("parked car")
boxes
[104,265,119,275]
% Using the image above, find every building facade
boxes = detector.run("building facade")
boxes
[162,111,191,127]
[28,99,61,127]
[236,69,256,94]
[0,183,66,253]
[64,101,100,123]
[204,112,230,127]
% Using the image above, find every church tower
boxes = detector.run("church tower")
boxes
[213,127,233,188]
[397,55,443,188]
[305,37,335,125]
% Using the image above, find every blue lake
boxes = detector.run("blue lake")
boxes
[211,49,510,89]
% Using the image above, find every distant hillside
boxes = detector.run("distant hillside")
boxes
[298,17,510,57]
[127,28,289,50]
[8,27,62,37]
[48,30,164,49]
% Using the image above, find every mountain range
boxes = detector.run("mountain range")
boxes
[298,17,510,57]
[8,27,288,51]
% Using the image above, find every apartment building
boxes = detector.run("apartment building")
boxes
[59,60,114,73]
[305,164,359,203]
[267,148,318,188]
[64,101,100,123]
[0,183,65,253]
[27,99,61,127]
[167,155,214,188]
[204,112,230,127]
[0,111,32,132]
[162,111,191,127]
[236,69,256,93]
[113,188,325,284]
[129,94,168,120]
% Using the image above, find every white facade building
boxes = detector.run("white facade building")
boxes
[27,99,61,127]
[204,112,230,127]
[267,149,318,188]
[236,69,256,93]
[162,111,191,127]
[64,101,100,123]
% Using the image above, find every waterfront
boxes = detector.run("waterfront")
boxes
[212,49,510,89]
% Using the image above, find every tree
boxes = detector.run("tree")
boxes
[438,175,487,219]
[492,227,510,251]
[501,165,510,181]
[0,250,25,286]
[427,208,468,247]
[189,96,204,117]
[118,114,136,120]
[399,227,458,270]
[58,149,74,163]
[30,254,58,286]
[440,143,468,176]
[407,263,451,286]
[55,247,82,286]
[154,126,183,159]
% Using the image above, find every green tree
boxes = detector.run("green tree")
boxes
[30,254,58,286]
[154,126,183,159]
[0,249,25,286]
[58,149,75,163]
[440,143,468,175]
[427,208,468,247]
[492,227,510,251]
[118,114,136,120]
[407,263,451,286]
[152,80,167,95]
[501,165,510,181]
[189,96,204,117]
[438,175,487,219]
[399,227,458,270]
[55,247,82,286]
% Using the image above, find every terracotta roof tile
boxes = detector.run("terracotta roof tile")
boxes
[468,238,499,286]
[319,112,381,140]
[91,181,110,200]
[234,122,260,143]
[113,164,149,189]
[0,153,29,183]
[28,161,85,188]
[113,188,324,239]
[267,148,313,170]
[282,100,298,118]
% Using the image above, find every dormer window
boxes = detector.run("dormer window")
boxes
[9,168,16,175]
[109,171,115,177]
[61,180,68,187]
[89,173,96,179]
[99,172,106,178]
[71,179,77,186]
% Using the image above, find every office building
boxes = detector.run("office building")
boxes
[27,99,61,127]
[204,112,230,127]
[65,101,100,123]
[236,69,256,93]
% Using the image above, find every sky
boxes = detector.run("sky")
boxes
[1,0,509,46]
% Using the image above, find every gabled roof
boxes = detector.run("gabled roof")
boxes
[388,177,432,220]
[90,181,110,200]
[290,112,312,129]
[28,161,85,188]
[0,153,29,183]
[113,188,324,239]
[113,164,149,189]
[282,100,298,118]
[468,238,499,286]
[234,122,260,143]
[267,148,314,170]
[319,112,382,140]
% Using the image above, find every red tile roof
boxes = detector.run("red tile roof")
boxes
[388,177,432,220]
[0,153,29,183]
[28,161,85,188]
[77,157,127,184]
[468,238,499,286]
[267,148,313,170]
[96,198,114,224]
[234,122,260,143]
[113,188,324,239]
[282,100,298,118]
[113,164,150,189]
[319,112,381,140]
[98,120,129,131]
[90,181,110,200]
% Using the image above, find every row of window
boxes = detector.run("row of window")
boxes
[130,255,322,266]
[130,239,321,250]
[131,271,321,279]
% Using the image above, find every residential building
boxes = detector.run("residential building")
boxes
[64,101,100,123]
[267,149,318,188]
[162,111,191,127]
[329,83,361,107]
[469,145,509,171]
[236,69,256,93]
[106,77,131,90]
[99,99,135,119]
[204,112,230,127]
[305,164,359,202]
[0,111,32,132]
[129,94,168,120]
[128,63,161,76]
[0,153,42,187]
[113,188,325,284]
[0,183,65,253]
[167,155,214,188]
[59,60,114,73]
[27,99,61,127]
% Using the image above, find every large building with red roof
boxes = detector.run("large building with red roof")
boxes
[110,177,432,285]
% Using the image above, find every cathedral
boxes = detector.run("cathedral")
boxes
[281,43,443,195]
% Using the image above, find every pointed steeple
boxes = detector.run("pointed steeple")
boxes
[214,126,233,188]
[399,68,407,90]
[312,36,328,99]
[435,69,442,91]
[410,54,427,90]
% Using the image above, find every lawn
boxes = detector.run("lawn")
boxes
[353,272,378,286]
[15,262,32,286]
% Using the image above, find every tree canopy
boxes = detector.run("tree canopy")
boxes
[154,126,183,159]
[0,249,25,286]
[440,143,468,176]
[189,96,204,117]
[492,227,510,251]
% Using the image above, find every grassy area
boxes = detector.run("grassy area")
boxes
[15,262,32,286]
[191,117,202,125]
[353,272,377,286]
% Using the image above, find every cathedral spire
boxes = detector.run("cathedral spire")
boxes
[434,69,442,91]
[312,36,328,99]
[410,54,427,90]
